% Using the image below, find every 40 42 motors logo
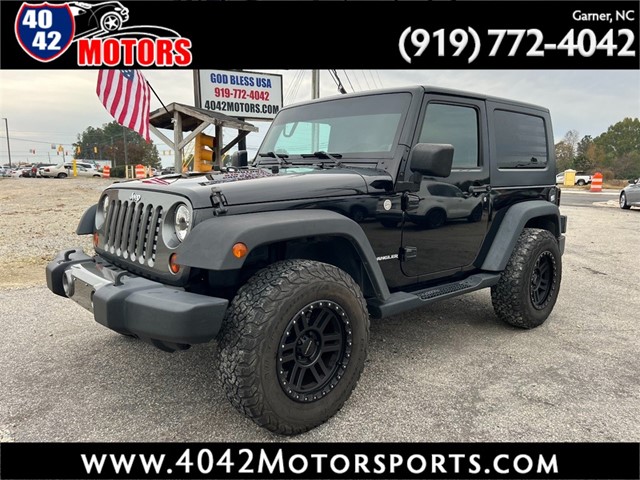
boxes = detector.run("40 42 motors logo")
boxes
[15,1,192,66]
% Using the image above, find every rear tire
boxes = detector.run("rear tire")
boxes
[218,259,369,435]
[467,204,483,223]
[491,228,562,329]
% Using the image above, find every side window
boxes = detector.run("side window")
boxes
[494,110,548,169]
[418,103,479,168]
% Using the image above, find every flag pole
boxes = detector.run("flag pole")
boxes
[145,79,171,117]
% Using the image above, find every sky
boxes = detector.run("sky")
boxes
[0,69,638,167]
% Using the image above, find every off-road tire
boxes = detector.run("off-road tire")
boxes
[620,192,631,209]
[217,259,369,435]
[491,228,561,329]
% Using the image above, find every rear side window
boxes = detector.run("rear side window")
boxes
[494,110,548,169]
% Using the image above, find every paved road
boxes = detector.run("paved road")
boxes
[560,190,620,208]
[1,205,638,442]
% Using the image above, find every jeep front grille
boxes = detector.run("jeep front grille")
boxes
[103,200,163,267]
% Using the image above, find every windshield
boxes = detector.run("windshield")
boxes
[257,93,411,161]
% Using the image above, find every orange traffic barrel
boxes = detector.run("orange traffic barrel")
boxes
[135,164,145,179]
[590,172,603,192]
[102,165,110,178]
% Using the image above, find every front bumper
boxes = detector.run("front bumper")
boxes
[46,249,228,349]
[559,214,567,254]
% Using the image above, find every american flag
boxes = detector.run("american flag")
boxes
[96,69,151,142]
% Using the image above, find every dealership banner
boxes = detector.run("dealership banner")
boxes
[1,442,639,479]
[1,1,638,69]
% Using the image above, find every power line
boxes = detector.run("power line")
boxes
[367,70,379,89]
[360,70,371,90]
[284,69,301,101]
[342,70,356,92]
[374,70,384,88]
[0,135,73,146]
[350,70,362,91]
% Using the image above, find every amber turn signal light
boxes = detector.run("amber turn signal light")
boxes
[169,253,180,274]
[93,232,99,248]
[232,242,248,259]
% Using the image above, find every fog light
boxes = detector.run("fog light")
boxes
[232,242,248,259]
[169,253,180,274]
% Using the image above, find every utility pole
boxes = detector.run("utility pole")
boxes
[311,70,320,151]
[2,118,12,168]
[123,126,128,165]
[311,70,320,99]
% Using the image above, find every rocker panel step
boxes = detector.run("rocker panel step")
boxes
[367,273,501,319]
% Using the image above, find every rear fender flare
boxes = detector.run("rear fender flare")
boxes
[480,201,561,271]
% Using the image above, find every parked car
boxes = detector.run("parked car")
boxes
[18,165,34,177]
[376,180,484,229]
[35,163,57,177]
[40,164,102,178]
[556,171,592,186]
[619,178,640,209]
[48,86,567,435]
[64,161,98,171]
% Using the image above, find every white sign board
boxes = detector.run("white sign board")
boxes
[198,70,283,121]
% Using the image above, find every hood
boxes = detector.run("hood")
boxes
[106,166,392,209]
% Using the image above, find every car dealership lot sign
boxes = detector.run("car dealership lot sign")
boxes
[197,70,283,121]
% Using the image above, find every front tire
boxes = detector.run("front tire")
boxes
[424,208,446,229]
[620,192,631,209]
[218,259,369,435]
[491,228,562,329]
[57,172,67,178]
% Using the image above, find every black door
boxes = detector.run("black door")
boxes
[400,97,491,280]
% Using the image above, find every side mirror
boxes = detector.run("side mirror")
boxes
[409,143,454,178]
[630,179,639,184]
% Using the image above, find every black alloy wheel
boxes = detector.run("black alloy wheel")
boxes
[530,251,554,309]
[277,300,351,402]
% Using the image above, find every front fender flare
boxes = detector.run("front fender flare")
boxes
[176,209,391,301]
[76,204,97,235]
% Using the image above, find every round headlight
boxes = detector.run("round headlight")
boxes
[174,204,191,242]
[102,195,109,216]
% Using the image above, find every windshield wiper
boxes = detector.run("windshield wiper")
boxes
[300,151,343,167]
[257,151,290,166]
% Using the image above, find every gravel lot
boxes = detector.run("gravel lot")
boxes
[0,177,108,288]
[1,178,639,442]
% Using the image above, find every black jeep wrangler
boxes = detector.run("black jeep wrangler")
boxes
[47,86,566,434]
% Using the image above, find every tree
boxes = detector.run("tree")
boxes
[555,140,574,172]
[594,118,640,157]
[73,121,161,169]
[572,135,594,171]
[563,129,580,157]
[594,118,640,178]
